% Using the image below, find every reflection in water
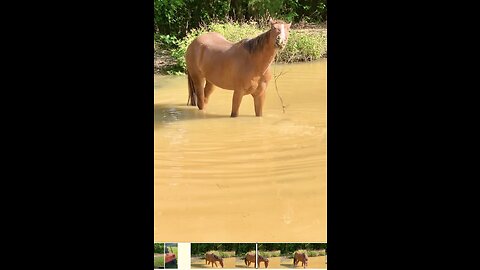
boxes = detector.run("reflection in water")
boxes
[154,59,326,242]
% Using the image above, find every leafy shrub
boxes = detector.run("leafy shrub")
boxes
[258,250,282,257]
[154,243,164,254]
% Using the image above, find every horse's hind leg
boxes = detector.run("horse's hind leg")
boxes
[204,81,215,105]
[191,75,206,110]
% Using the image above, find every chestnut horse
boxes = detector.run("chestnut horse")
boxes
[244,253,269,268]
[244,253,256,267]
[205,252,224,268]
[185,19,291,117]
[258,255,269,268]
[293,252,308,268]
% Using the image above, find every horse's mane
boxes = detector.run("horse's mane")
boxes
[240,29,271,54]
[258,255,268,260]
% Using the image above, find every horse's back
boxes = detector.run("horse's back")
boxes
[205,252,218,261]
[195,32,233,50]
[186,32,233,63]
[294,252,304,259]
[186,32,246,89]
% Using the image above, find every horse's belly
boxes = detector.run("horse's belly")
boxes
[202,63,237,90]
[206,76,257,92]
[208,79,235,90]
[203,64,259,92]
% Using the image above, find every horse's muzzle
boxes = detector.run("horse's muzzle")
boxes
[275,41,286,49]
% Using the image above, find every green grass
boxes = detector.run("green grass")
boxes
[258,250,282,257]
[280,30,327,62]
[154,256,164,268]
[307,249,326,257]
[157,21,326,74]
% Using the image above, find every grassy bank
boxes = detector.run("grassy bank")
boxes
[154,21,327,75]
[258,250,282,257]
[154,255,164,268]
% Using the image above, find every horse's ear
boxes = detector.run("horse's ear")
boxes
[269,18,274,26]
[287,23,292,28]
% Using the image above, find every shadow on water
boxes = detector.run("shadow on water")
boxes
[154,103,230,125]
[154,103,257,126]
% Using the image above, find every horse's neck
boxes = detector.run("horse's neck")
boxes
[257,49,276,75]
[252,37,277,75]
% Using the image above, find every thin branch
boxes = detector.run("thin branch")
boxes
[273,55,288,113]
[274,70,287,113]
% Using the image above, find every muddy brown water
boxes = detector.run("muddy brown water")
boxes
[258,256,326,269]
[235,256,256,268]
[154,59,326,242]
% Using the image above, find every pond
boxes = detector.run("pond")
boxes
[154,59,326,243]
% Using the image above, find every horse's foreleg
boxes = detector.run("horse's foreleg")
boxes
[252,82,267,117]
[252,91,266,117]
[231,90,244,117]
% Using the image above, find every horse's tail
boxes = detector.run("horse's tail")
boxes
[187,71,197,106]
[244,256,247,266]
